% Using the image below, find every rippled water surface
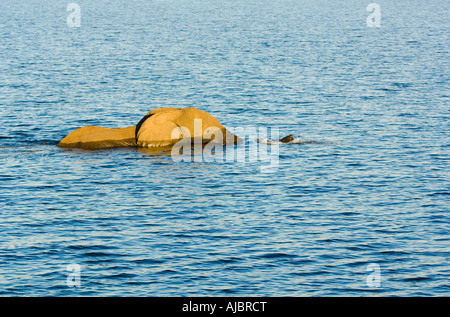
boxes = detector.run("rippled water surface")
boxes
[0,0,449,296]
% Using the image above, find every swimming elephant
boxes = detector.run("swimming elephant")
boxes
[57,107,295,150]
[58,107,241,150]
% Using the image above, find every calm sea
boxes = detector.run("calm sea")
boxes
[0,0,448,296]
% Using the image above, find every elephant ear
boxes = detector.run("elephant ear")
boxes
[136,110,185,148]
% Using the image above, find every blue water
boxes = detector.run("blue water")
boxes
[0,0,449,296]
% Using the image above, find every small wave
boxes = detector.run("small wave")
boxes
[132,258,165,265]
[255,252,298,259]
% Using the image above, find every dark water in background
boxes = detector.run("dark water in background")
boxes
[0,0,449,296]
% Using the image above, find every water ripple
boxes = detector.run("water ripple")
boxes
[0,0,449,296]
